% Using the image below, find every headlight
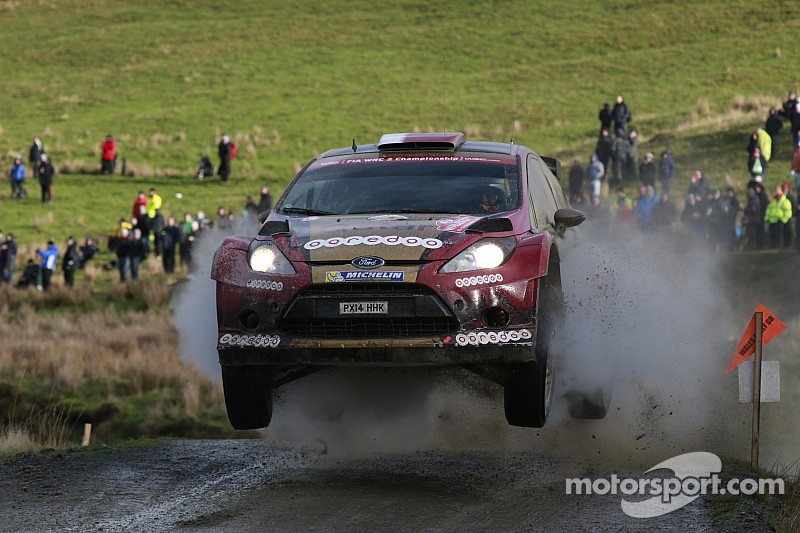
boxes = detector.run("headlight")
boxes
[440,237,516,274]
[248,241,296,274]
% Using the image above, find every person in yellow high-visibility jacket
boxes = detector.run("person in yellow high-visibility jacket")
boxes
[146,188,164,256]
[765,185,792,248]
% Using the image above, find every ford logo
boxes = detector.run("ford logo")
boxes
[351,256,385,269]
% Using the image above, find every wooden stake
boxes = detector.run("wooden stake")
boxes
[82,423,92,447]
[751,311,763,470]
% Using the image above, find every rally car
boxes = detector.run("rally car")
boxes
[211,132,606,430]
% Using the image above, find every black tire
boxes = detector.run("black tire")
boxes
[504,311,558,428]
[566,387,612,419]
[221,365,273,430]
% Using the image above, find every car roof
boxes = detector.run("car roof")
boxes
[319,132,523,159]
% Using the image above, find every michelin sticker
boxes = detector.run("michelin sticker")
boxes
[455,329,532,346]
[246,279,284,290]
[455,273,503,288]
[219,333,280,348]
[326,271,405,282]
[304,235,443,250]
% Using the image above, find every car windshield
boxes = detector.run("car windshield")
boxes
[278,157,521,216]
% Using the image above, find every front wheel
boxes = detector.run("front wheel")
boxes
[504,312,557,428]
[221,365,273,430]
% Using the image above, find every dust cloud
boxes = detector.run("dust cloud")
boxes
[172,225,768,471]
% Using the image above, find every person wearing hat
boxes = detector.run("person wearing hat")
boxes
[36,240,58,291]
[218,134,232,183]
[62,236,80,288]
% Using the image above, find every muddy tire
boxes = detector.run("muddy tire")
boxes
[221,365,273,430]
[566,387,611,419]
[504,311,557,428]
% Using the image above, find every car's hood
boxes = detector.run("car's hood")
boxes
[282,213,495,262]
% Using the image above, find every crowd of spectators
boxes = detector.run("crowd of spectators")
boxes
[573,93,800,253]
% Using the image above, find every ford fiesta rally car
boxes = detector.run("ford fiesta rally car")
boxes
[212,132,607,430]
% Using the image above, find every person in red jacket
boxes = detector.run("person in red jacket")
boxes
[132,190,147,217]
[101,134,117,174]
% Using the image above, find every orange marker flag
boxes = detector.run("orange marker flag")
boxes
[725,304,787,374]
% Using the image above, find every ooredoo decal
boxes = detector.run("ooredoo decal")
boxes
[455,329,532,346]
[436,215,481,232]
[304,235,443,250]
[246,279,284,290]
[455,273,503,288]
[326,271,405,282]
[219,333,280,348]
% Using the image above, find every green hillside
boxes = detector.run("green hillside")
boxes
[1,0,799,245]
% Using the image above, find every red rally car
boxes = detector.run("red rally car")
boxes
[211,132,605,430]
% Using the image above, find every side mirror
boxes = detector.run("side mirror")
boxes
[554,208,585,236]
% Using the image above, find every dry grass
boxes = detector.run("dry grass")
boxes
[677,94,776,134]
[0,424,38,456]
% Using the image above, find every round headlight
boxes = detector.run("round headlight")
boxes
[250,246,277,272]
[472,243,505,269]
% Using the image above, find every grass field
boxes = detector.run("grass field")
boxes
[1,0,800,450]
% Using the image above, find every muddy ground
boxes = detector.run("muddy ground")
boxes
[0,438,777,532]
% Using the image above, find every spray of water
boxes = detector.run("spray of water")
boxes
[172,225,761,468]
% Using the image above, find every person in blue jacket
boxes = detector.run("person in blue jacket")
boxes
[9,157,26,199]
[36,240,58,291]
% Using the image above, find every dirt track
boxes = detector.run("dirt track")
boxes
[0,439,774,532]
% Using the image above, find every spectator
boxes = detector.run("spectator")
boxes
[610,95,632,137]
[598,102,613,134]
[722,188,741,251]
[625,128,639,182]
[129,229,147,281]
[0,233,17,284]
[37,153,54,204]
[36,240,58,291]
[639,152,657,189]
[765,185,792,248]
[595,129,613,190]
[610,133,628,185]
[687,170,710,198]
[756,128,772,162]
[765,107,783,159]
[585,153,604,200]
[650,193,677,232]
[161,216,182,273]
[244,195,261,220]
[613,188,634,228]
[742,187,762,251]
[9,157,26,199]
[101,134,117,174]
[62,236,79,288]
[567,157,585,204]
[132,191,147,217]
[791,140,800,187]
[116,228,131,281]
[748,147,767,179]
[748,179,769,249]
[28,136,44,173]
[658,148,676,195]
[781,182,796,248]
[780,92,800,148]
[180,213,195,266]
[78,237,98,268]
[147,188,164,256]
[216,206,233,233]
[681,194,706,239]
[17,259,41,289]
[634,185,659,230]
[705,189,729,252]
[218,134,232,183]
[135,204,151,255]
[259,184,273,213]
[182,221,200,270]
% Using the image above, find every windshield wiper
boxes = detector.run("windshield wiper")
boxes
[281,207,338,216]
[349,208,458,215]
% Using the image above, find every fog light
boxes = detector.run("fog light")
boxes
[240,310,260,330]
[483,307,510,327]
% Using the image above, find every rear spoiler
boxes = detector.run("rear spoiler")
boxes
[541,156,562,181]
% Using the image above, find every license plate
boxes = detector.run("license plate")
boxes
[339,301,388,315]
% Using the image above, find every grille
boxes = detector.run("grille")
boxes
[279,317,459,338]
[298,283,429,296]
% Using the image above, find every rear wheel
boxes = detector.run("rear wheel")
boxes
[504,311,557,428]
[221,365,273,430]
